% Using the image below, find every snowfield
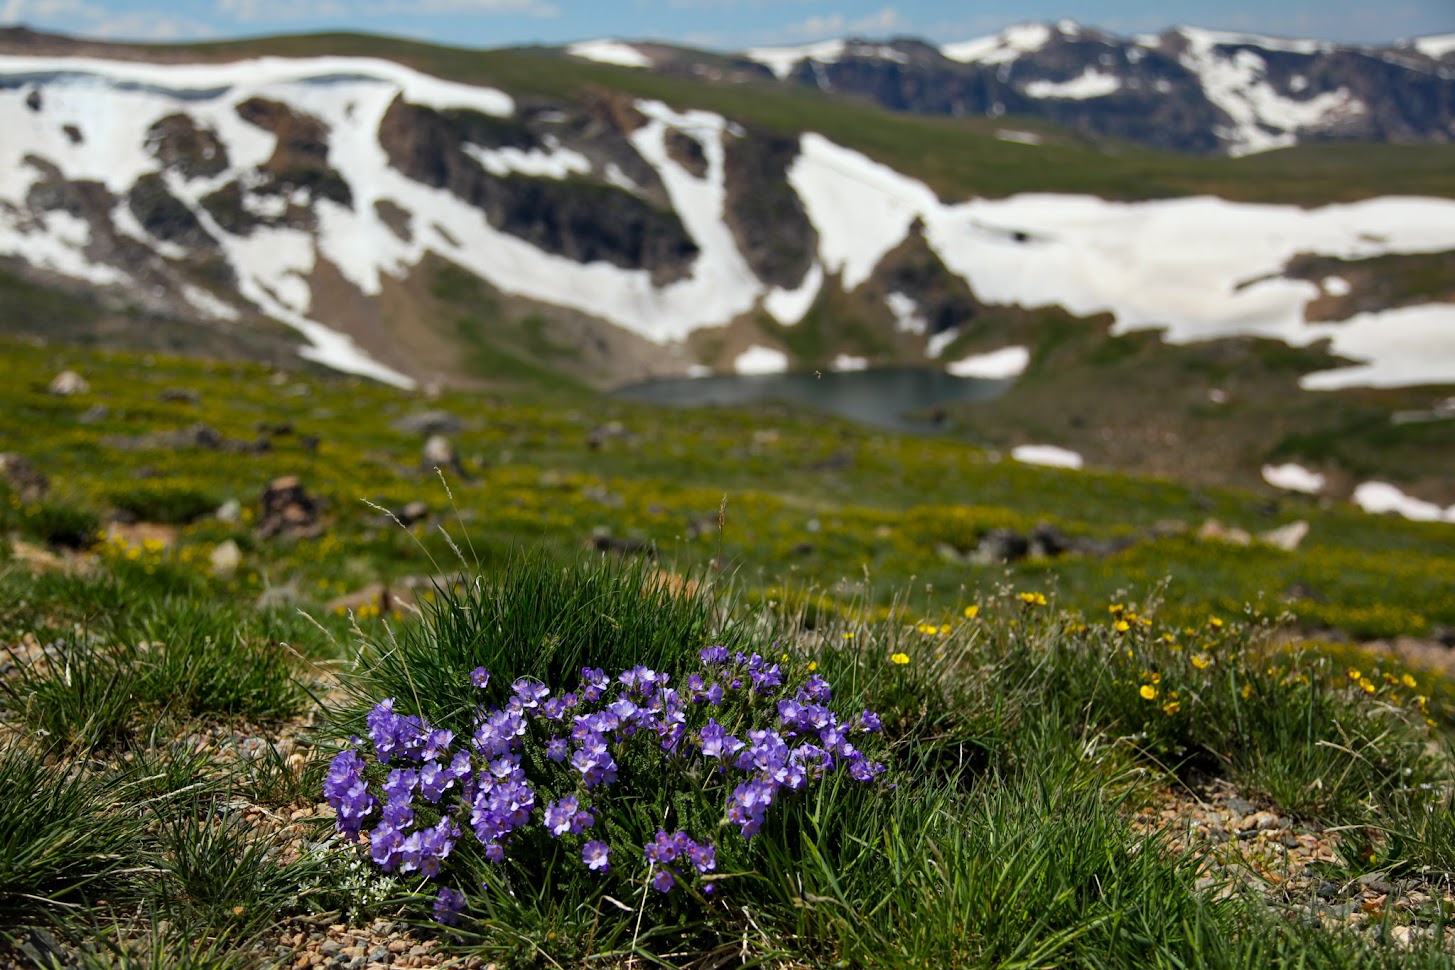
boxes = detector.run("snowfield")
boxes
[0,51,1453,409]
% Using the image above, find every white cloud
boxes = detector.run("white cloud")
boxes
[2,0,213,38]
[215,0,557,24]
[782,6,902,41]
[90,12,216,39]
[367,0,558,15]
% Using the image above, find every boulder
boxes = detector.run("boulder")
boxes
[971,528,1029,565]
[391,410,463,436]
[256,476,325,540]
[48,370,89,395]
[1197,518,1252,546]
[1259,520,1309,552]
[209,538,242,577]
[0,453,49,502]
[421,435,467,479]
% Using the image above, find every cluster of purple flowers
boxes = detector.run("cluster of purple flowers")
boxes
[323,647,887,922]
[643,829,717,894]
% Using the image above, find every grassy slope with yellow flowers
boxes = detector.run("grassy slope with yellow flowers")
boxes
[4,337,1455,966]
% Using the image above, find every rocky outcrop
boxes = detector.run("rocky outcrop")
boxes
[861,221,980,340]
[129,173,217,251]
[378,96,699,282]
[236,97,352,212]
[722,125,816,289]
[145,113,229,179]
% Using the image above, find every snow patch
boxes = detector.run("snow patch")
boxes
[1321,275,1351,297]
[1024,68,1121,100]
[886,291,926,335]
[1177,26,1328,56]
[1413,34,1455,59]
[181,284,240,321]
[946,346,1029,379]
[763,263,823,326]
[743,40,845,79]
[1353,482,1455,523]
[566,40,653,69]
[995,128,1043,145]
[734,345,789,375]
[464,143,591,180]
[1012,444,1083,469]
[743,40,906,80]
[831,354,868,371]
[942,23,1052,65]
[926,328,958,359]
[1261,462,1325,494]
[1176,31,1362,154]
[789,133,936,290]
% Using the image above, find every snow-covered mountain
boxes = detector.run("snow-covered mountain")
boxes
[1,26,1454,404]
[722,21,1455,156]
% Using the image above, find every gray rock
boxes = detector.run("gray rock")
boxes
[390,410,462,436]
[971,528,1029,565]
[0,453,49,502]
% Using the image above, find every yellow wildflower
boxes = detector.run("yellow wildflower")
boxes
[807,661,817,672]
[1208,616,1224,629]
[1401,673,1417,689]
[1192,654,1211,670]
[1018,591,1046,607]
[890,652,910,666]
[1139,684,1158,700]
[964,605,980,619]
[1163,700,1182,715]
[1347,668,1362,682]
[1114,619,1131,633]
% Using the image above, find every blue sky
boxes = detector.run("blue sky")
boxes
[1,0,1451,49]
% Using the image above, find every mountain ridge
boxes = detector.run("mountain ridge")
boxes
[0,25,1452,510]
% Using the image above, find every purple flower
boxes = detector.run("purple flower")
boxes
[422,728,454,761]
[686,840,716,874]
[651,868,676,893]
[433,887,465,925]
[846,750,886,783]
[582,840,610,873]
[858,710,883,733]
[699,645,729,665]
[418,760,454,803]
[367,698,413,763]
[470,667,490,689]
[579,667,609,702]
[698,719,744,760]
[546,737,569,762]
[369,820,405,871]
[543,795,588,838]
[801,674,832,702]
[324,750,378,839]
[382,795,414,829]
[643,830,682,864]
[511,677,549,708]
[750,663,783,693]
[383,768,418,801]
